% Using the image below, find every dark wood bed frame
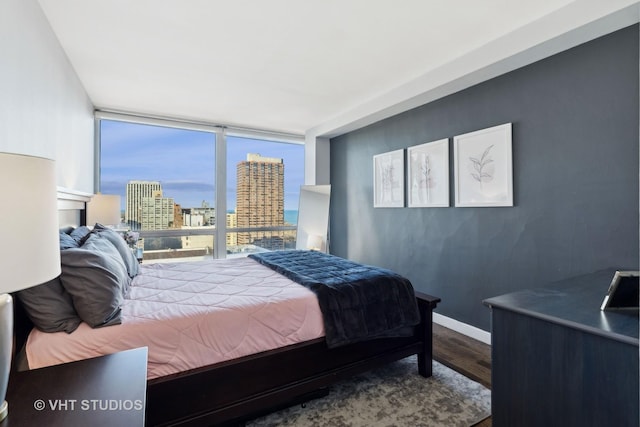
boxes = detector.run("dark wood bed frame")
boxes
[12,190,441,427]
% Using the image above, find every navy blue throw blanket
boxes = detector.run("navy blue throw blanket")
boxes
[248,250,420,348]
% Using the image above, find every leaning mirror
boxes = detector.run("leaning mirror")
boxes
[296,185,331,252]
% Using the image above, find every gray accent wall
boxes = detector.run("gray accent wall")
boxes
[329,25,639,331]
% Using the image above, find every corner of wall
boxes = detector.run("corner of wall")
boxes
[304,134,330,185]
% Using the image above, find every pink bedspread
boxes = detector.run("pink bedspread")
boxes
[26,257,325,379]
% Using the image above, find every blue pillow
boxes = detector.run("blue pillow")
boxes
[69,226,91,244]
[59,231,79,250]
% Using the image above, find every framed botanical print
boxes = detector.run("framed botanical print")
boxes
[407,138,449,207]
[373,149,404,208]
[454,123,513,207]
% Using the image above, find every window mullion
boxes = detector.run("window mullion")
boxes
[214,128,227,258]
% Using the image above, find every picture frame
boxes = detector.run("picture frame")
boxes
[600,270,639,311]
[407,138,449,207]
[373,149,404,208]
[453,123,513,207]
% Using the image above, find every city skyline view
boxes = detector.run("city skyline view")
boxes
[117,144,298,254]
[99,120,305,217]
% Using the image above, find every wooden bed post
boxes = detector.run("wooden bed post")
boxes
[414,291,441,378]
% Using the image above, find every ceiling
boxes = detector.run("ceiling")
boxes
[38,0,638,138]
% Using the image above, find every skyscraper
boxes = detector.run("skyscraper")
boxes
[140,195,175,230]
[236,153,284,246]
[125,180,175,230]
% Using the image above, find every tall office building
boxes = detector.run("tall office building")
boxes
[140,196,175,230]
[126,180,161,229]
[125,180,175,230]
[236,153,284,246]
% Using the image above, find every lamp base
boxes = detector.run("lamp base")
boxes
[0,400,6,421]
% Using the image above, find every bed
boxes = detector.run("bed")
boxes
[12,190,441,426]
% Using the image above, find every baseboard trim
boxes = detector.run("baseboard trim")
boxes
[433,313,491,345]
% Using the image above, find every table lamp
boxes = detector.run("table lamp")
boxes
[86,193,121,227]
[0,153,61,421]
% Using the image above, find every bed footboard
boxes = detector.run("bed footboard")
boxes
[146,291,440,427]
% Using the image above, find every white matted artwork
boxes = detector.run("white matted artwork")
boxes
[407,138,449,207]
[373,149,404,208]
[453,123,513,207]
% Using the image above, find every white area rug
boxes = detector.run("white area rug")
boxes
[248,356,491,426]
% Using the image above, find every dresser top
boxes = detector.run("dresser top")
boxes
[484,269,639,346]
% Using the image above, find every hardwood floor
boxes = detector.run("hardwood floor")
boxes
[432,323,492,427]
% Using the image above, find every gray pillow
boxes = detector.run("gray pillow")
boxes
[17,277,82,334]
[92,224,139,279]
[60,234,129,328]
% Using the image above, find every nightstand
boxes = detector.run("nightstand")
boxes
[0,347,148,427]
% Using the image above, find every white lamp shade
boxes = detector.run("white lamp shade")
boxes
[0,153,61,293]
[87,194,121,226]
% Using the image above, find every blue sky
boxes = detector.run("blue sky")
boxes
[100,120,304,211]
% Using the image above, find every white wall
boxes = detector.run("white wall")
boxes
[304,135,330,185]
[0,0,94,192]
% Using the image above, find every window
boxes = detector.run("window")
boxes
[97,114,304,261]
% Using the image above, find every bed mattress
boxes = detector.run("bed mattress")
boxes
[26,257,325,379]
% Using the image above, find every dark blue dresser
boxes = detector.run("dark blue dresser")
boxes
[484,269,639,427]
